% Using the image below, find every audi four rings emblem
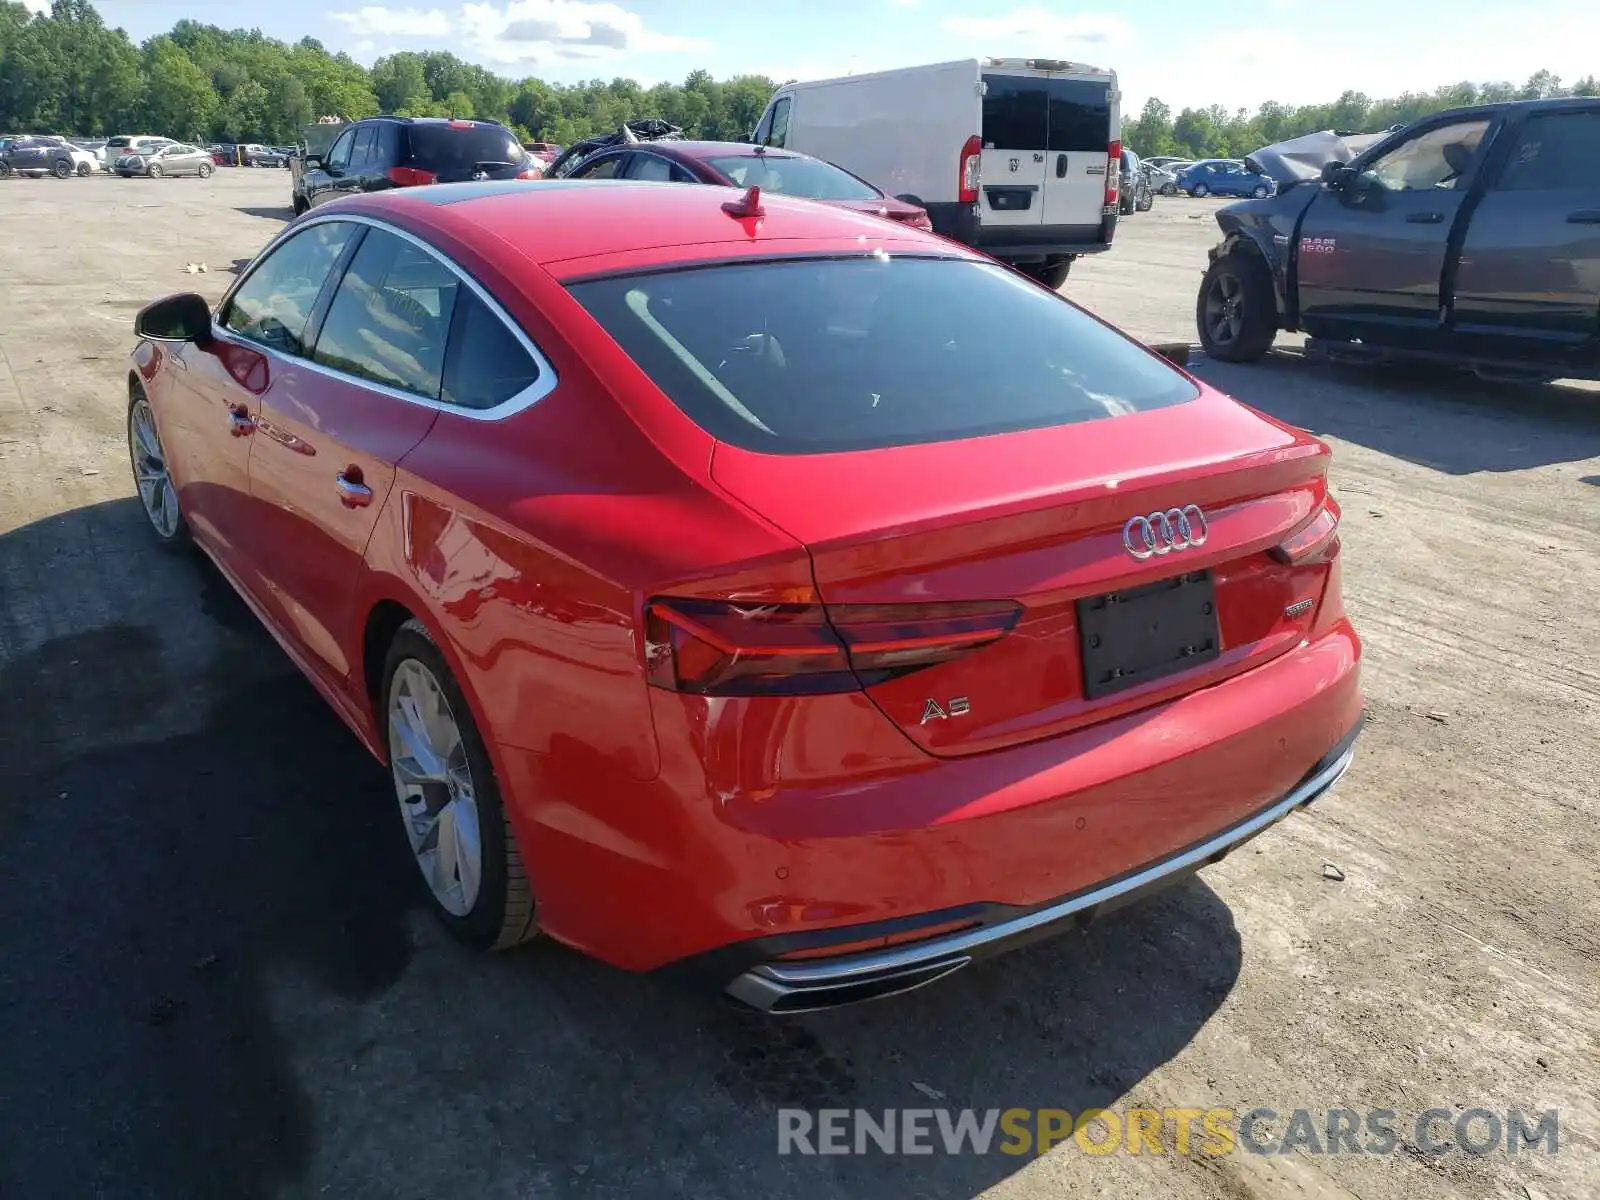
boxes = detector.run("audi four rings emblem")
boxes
[1122,505,1209,560]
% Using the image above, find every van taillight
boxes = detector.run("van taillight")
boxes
[958,135,982,204]
[644,596,1021,696]
[1105,139,1121,208]
[387,166,437,187]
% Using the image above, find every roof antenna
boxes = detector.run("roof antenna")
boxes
[722,184,764,219]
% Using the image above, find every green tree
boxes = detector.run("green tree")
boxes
[220,77,269,139]
[140,35,217,139]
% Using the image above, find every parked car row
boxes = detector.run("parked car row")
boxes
[114,143,216,178]
[207,143,295,168]
[0,134,98,178]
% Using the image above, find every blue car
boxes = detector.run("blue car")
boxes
[1178,159,1275,198]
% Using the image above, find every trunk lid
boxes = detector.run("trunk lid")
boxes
[710,388,1334,756]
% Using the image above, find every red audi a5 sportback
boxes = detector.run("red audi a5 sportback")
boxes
[127,179,1361,1012]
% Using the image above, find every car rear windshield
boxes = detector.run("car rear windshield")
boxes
[569,256,1196,454]
[407,124,522,170]
[704,155,879,201]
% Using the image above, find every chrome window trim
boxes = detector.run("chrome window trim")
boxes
[219,211,558,422]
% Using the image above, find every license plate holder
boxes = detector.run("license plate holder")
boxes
[1077,571,1220,701]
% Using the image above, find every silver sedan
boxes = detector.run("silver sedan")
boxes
[115,143,215,179]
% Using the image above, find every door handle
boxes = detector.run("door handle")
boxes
[1055,153,1068,179]
[1567,210,1600,224]
[1405,211,1444,224]
[227,408,255,436]
[336,471,373,508]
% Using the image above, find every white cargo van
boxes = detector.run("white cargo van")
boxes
[750,58,1121,288]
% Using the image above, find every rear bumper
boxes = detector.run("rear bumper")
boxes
[925,202,1116,261]
[726,726,1358,1012]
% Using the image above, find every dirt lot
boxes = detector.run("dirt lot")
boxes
[1,169,1596,1200]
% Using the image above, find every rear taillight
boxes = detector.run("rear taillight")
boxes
[1105,139,1121,208]
[958,134,982,204]
[644,596,1021,696]
[1272,501,1340,565]
[387,165,437,187]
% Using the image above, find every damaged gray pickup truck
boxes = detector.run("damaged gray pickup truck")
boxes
[1196,98,1600,383]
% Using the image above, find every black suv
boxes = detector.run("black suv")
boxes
[292,116,536,213]
[0,135,78,179]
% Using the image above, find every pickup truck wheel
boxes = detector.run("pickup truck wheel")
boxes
[1198,252,1277,362]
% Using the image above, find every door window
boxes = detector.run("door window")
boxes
[767,97,791,148]
[982,75,1048,150]
[570,153,623,179]
[326,128,356,169]
[1046,77,1111,152]
[350,125,378,167]
[312,228,460,399]
[751,105,774,146]
[441,291,542,410]
[1360,119,1491,192]
[222,222,357,355]
[1494,111,1600,191]
[626,153,680,182]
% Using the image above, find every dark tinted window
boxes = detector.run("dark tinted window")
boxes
[375,122,402,165]
[313,229,460,399]
[572,154,623,179]
[983,75,1048,151]
[706,154,879,200]
[1496,111,1600,191]
[570,257,1195,454]
[223,222,355,355]
[1047,77,1113,151]
[351,125,377,166]
[407,124,522,171]
[441,291,541,410]
[326,128,355,168]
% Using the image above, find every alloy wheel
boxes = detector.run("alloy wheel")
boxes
[1202,272,1245,346]
[129,398,180,538]
[388,659,483,917]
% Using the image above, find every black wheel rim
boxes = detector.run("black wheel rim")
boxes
[1204,272,1244,345]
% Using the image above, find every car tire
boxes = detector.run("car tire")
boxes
[0,161,12,179]
[147,162,163,178]
[1161,182,1177,196]
[75,160,92,177]
[1192,182,1209,198]
[382,620,540,952]
[292,194,310,216]
[1020,258,1072,290]
[52,159,72,179]
[1252,184,1270,198]
[1136,188,1154,213]
[1197,251,1278,363]
[198,161,213,179]
[128,387,192,551]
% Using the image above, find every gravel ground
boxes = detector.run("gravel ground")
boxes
[1,169,1596,1200]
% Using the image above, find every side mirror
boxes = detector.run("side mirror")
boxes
[1320,160,1351,188]
[306,153,323,168]
[135,292,213,346]
[1148,342,1192,368]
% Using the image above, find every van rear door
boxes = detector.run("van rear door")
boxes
[979,73,1049,233]
[1043,74,1117,230]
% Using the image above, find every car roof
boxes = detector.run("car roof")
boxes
[314,179,971,279]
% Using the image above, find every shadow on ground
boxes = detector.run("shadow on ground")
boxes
[235,206,293,222]
[0,499,1243,1198]
[1191,348,1600,475]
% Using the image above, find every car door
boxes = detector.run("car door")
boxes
[245,223,450,687]
[159,220,359,580]
[979,72,1049,234]
[1295,114,1497,337]
[1452,106,1600,351]
[308,127,357,207]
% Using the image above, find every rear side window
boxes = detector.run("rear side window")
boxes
[441,292,541,410]
[569,257,1196,454]
[1047,78,1112,152]
[706,154,879,200]
[375,122,402,165]
[1496,111,1600,191]
[223,222,356,355]
[407,124,522,172]
[983,75,1047,151]
[312,229,460,399]
[351,125,377,166]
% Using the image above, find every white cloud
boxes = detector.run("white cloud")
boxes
[459,0,707,65]
[21,0,50,13]
[330,7,452,37]
[942,8,1135,50]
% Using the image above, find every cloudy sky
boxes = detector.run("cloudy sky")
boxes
[77,0,1595,114]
